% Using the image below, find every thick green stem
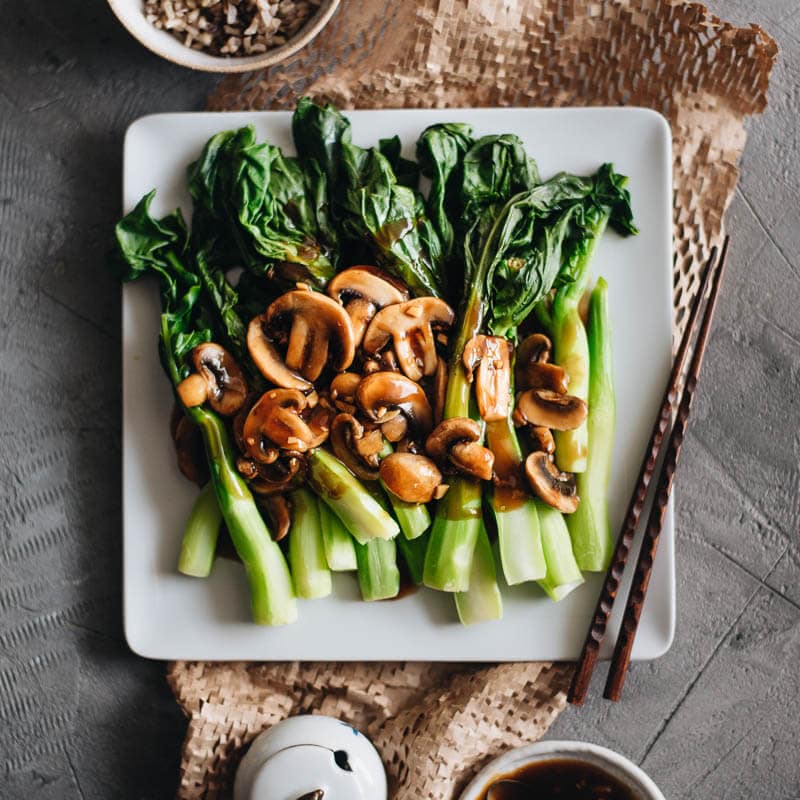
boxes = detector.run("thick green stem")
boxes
[485,357,546,584]
[189,406,297,625]
[567,277,616,571]
[355,538,400,601]
[308,449,400,543]
[288,489,332,599]
[177,482,222,578]
[423,285,486,592]
[319,500,357,571]
[535,500,584,602]
[454,522,503,624]
[396,530,430,585]
[547,212,610,473]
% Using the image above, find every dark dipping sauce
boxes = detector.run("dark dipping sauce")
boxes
[478,758,638,800]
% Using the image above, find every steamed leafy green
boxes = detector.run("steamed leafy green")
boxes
[110,190,210,384]
[379,135,420,190]
[188,125,337,290]
[110,192,298,626]
[416,123,474,290]
[292,98,445,297]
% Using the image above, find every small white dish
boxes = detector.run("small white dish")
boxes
[234,715,387,800]
[107,0,340,73]
[122,107,675,661]
[459,740,665,800]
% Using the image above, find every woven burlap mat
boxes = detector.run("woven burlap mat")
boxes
[166,2,777,797]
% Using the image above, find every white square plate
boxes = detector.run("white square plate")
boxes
[123,108,674,661]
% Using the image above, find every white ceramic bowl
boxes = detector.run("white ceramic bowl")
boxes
[459,740,666,800]
[107,0,340,73]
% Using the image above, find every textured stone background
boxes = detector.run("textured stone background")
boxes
[0,1,797,798]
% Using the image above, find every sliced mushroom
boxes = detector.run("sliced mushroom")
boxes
[528,426,555,455]
[425,417,495,481]
[257,494,292,541]
[516,389,588,431]
[327,266,409,345]
[241,455,305,496]
[329,413,383,481]
[170,406,209,486]
[380,414,408,443]
[525,451,578,513]
[356,372,433,439]
[242,389,319,458]
[247,289,356,388]
[362,297,455,382]
[379,453,443,503]
[517,332,552,366]
[329,372,361,414]
[518,361,569,393]
[462,335,513,422]
[176,343,248,416]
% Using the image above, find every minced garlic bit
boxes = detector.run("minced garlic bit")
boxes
[143,0,321,57]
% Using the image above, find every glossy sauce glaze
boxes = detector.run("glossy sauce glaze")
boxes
[478,758,638,800]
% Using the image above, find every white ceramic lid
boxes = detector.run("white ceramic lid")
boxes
[234,715,387,800]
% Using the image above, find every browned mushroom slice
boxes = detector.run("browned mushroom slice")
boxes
[516,389,588,431]
[356,372,434,439]
[449,441,495,481]
[362,297,455,382]
[462,335,513,422]
[524,451,579,513]
[528,426,555,455]
[379,453,443,503]
[425,417,495,481]
[247,289,356,388]
[170,406,209,486]
[326,266,409,345]
[380,414,408,443]
[242,389,318,458]
[329,413,383,481]
[258,494,292,541]
[176,343,248,416]
[329,371,361,414]
[517,332,552,365]
[518,362,569,393]
[305,403,333,449]
[247,455,306,496]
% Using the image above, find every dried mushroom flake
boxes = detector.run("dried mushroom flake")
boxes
[143,0,322,57]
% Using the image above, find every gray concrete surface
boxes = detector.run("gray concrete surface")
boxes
[0,1,797,798]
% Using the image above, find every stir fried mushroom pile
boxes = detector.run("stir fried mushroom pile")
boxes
[170,269,593,545]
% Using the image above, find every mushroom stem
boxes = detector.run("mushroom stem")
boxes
[177,482,222,579]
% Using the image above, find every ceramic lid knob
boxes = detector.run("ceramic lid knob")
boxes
[234,715,387,800]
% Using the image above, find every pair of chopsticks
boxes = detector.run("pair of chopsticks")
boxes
[569,236,730,704]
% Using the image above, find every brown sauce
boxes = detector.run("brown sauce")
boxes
[486,419,527,513]
[478,758,638,800]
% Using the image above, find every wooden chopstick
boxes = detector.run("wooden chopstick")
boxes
[568,240,726,706]
[603,235,730,700]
